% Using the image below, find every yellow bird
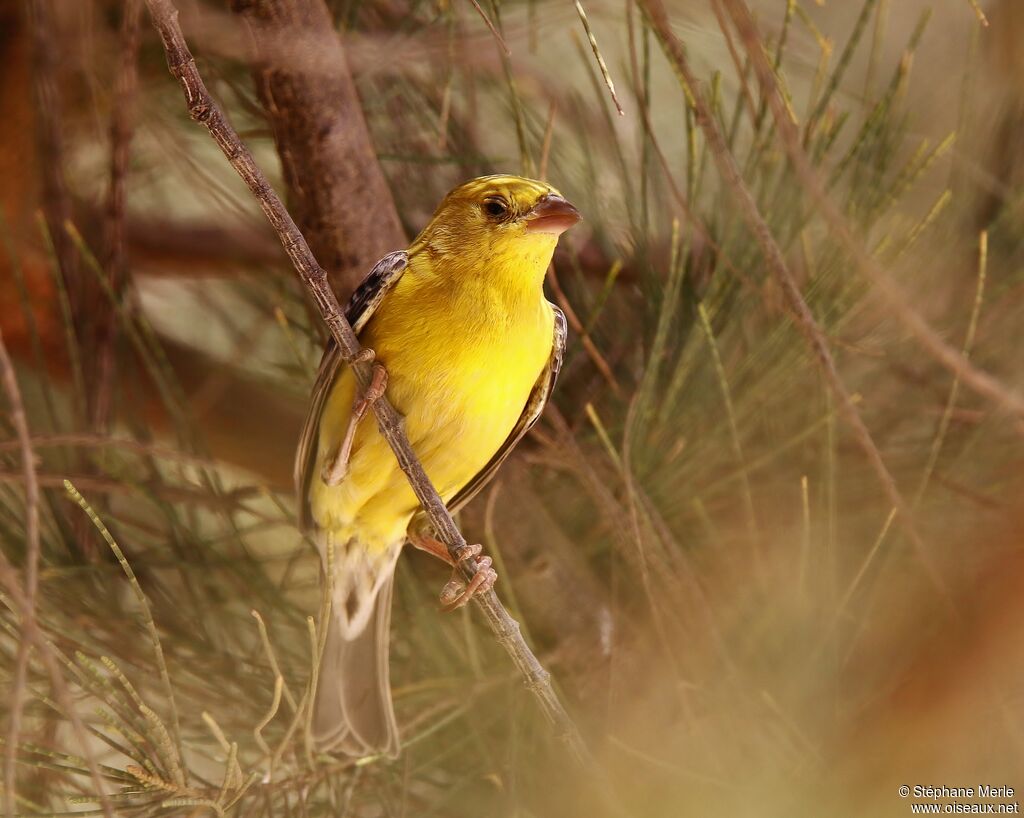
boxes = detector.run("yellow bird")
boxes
[295,175,580,757]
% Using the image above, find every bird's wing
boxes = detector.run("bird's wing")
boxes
[446,305,567,516]
[295,251,409,528]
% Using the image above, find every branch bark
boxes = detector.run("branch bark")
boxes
[143,0,593,771]
[229,0,405,300]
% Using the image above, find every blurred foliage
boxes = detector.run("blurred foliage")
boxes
[1,0,1024,816]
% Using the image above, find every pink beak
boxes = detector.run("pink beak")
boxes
[524,193,582,235]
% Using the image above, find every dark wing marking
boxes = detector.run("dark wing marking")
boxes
[294,251,408,528]
[344,251,409,334]
[445,305,567,516]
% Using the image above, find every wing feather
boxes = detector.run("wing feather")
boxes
[294,251,408,528]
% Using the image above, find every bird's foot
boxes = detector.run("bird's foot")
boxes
[321,358,388,486]
[438,543,497,612]
[349,347,376,365]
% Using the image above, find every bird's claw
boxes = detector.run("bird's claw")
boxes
[439,544,497,612]
[451,541,482,564]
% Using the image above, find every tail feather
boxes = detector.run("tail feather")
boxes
[313,537,401,758]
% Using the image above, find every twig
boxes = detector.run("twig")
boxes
[64,481,186,785]
[965,0,988,27]
[0,327,40,816]
[142,0,594,770]
[696,303,760,560]
[94,0,144,433]
[573,0,625,116]
[638,0,950,600]
[718,0,1024,422]
[539,100,556,181]
[26,0,80,318]
[0,470,261,510]
[0,330,113,818]
[546,265,622,397]
[466,0,511,56]
[708,0,758,124]
[0,432,221,469]
[913,231,988,507]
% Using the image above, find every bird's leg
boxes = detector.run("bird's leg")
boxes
[321,350,388,487]
[407,530,455,564]
[408,532,498,611]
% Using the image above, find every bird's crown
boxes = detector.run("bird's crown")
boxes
[445,174,556,212]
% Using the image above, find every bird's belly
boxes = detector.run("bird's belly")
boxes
[308,310,553,551]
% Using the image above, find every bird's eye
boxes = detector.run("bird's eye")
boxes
[483,197,509,219]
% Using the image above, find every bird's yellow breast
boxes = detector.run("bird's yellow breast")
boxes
[308,255,555,552]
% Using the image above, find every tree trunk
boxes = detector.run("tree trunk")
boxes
[231,0,405,300]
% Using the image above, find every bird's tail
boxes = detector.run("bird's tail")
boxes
[312,537,401,758]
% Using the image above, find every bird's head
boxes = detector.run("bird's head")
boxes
[411,175,581,278]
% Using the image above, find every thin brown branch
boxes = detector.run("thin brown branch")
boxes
[26,0,80,313]
[709,0,758,124]
[965,0,988,27]
[638,0,950,601]
[123,214,283,274]
[0,329,113,818]
[94,0,144,432]
[546,265,622,398]
[143,0,595,771]
[573,0,624,116]
[27,0,105,562]
[0,325,39,816]
[0,470,262,510]
[0,433,222,469]
[466,0,511,57]
[718,0,1024,423]
[539,100,556,181]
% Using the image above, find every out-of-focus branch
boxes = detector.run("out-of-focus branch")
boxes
[93,0,143,432]
[144,0,595,771]
[546,264,622,397]
[0,325,40,816]
[26,0,79,310]
[123,214,284,273]
[229,0,405,300]
[26,0,104,560]
[157,339,301,487]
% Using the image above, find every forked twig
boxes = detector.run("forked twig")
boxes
[142,0,593,771]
